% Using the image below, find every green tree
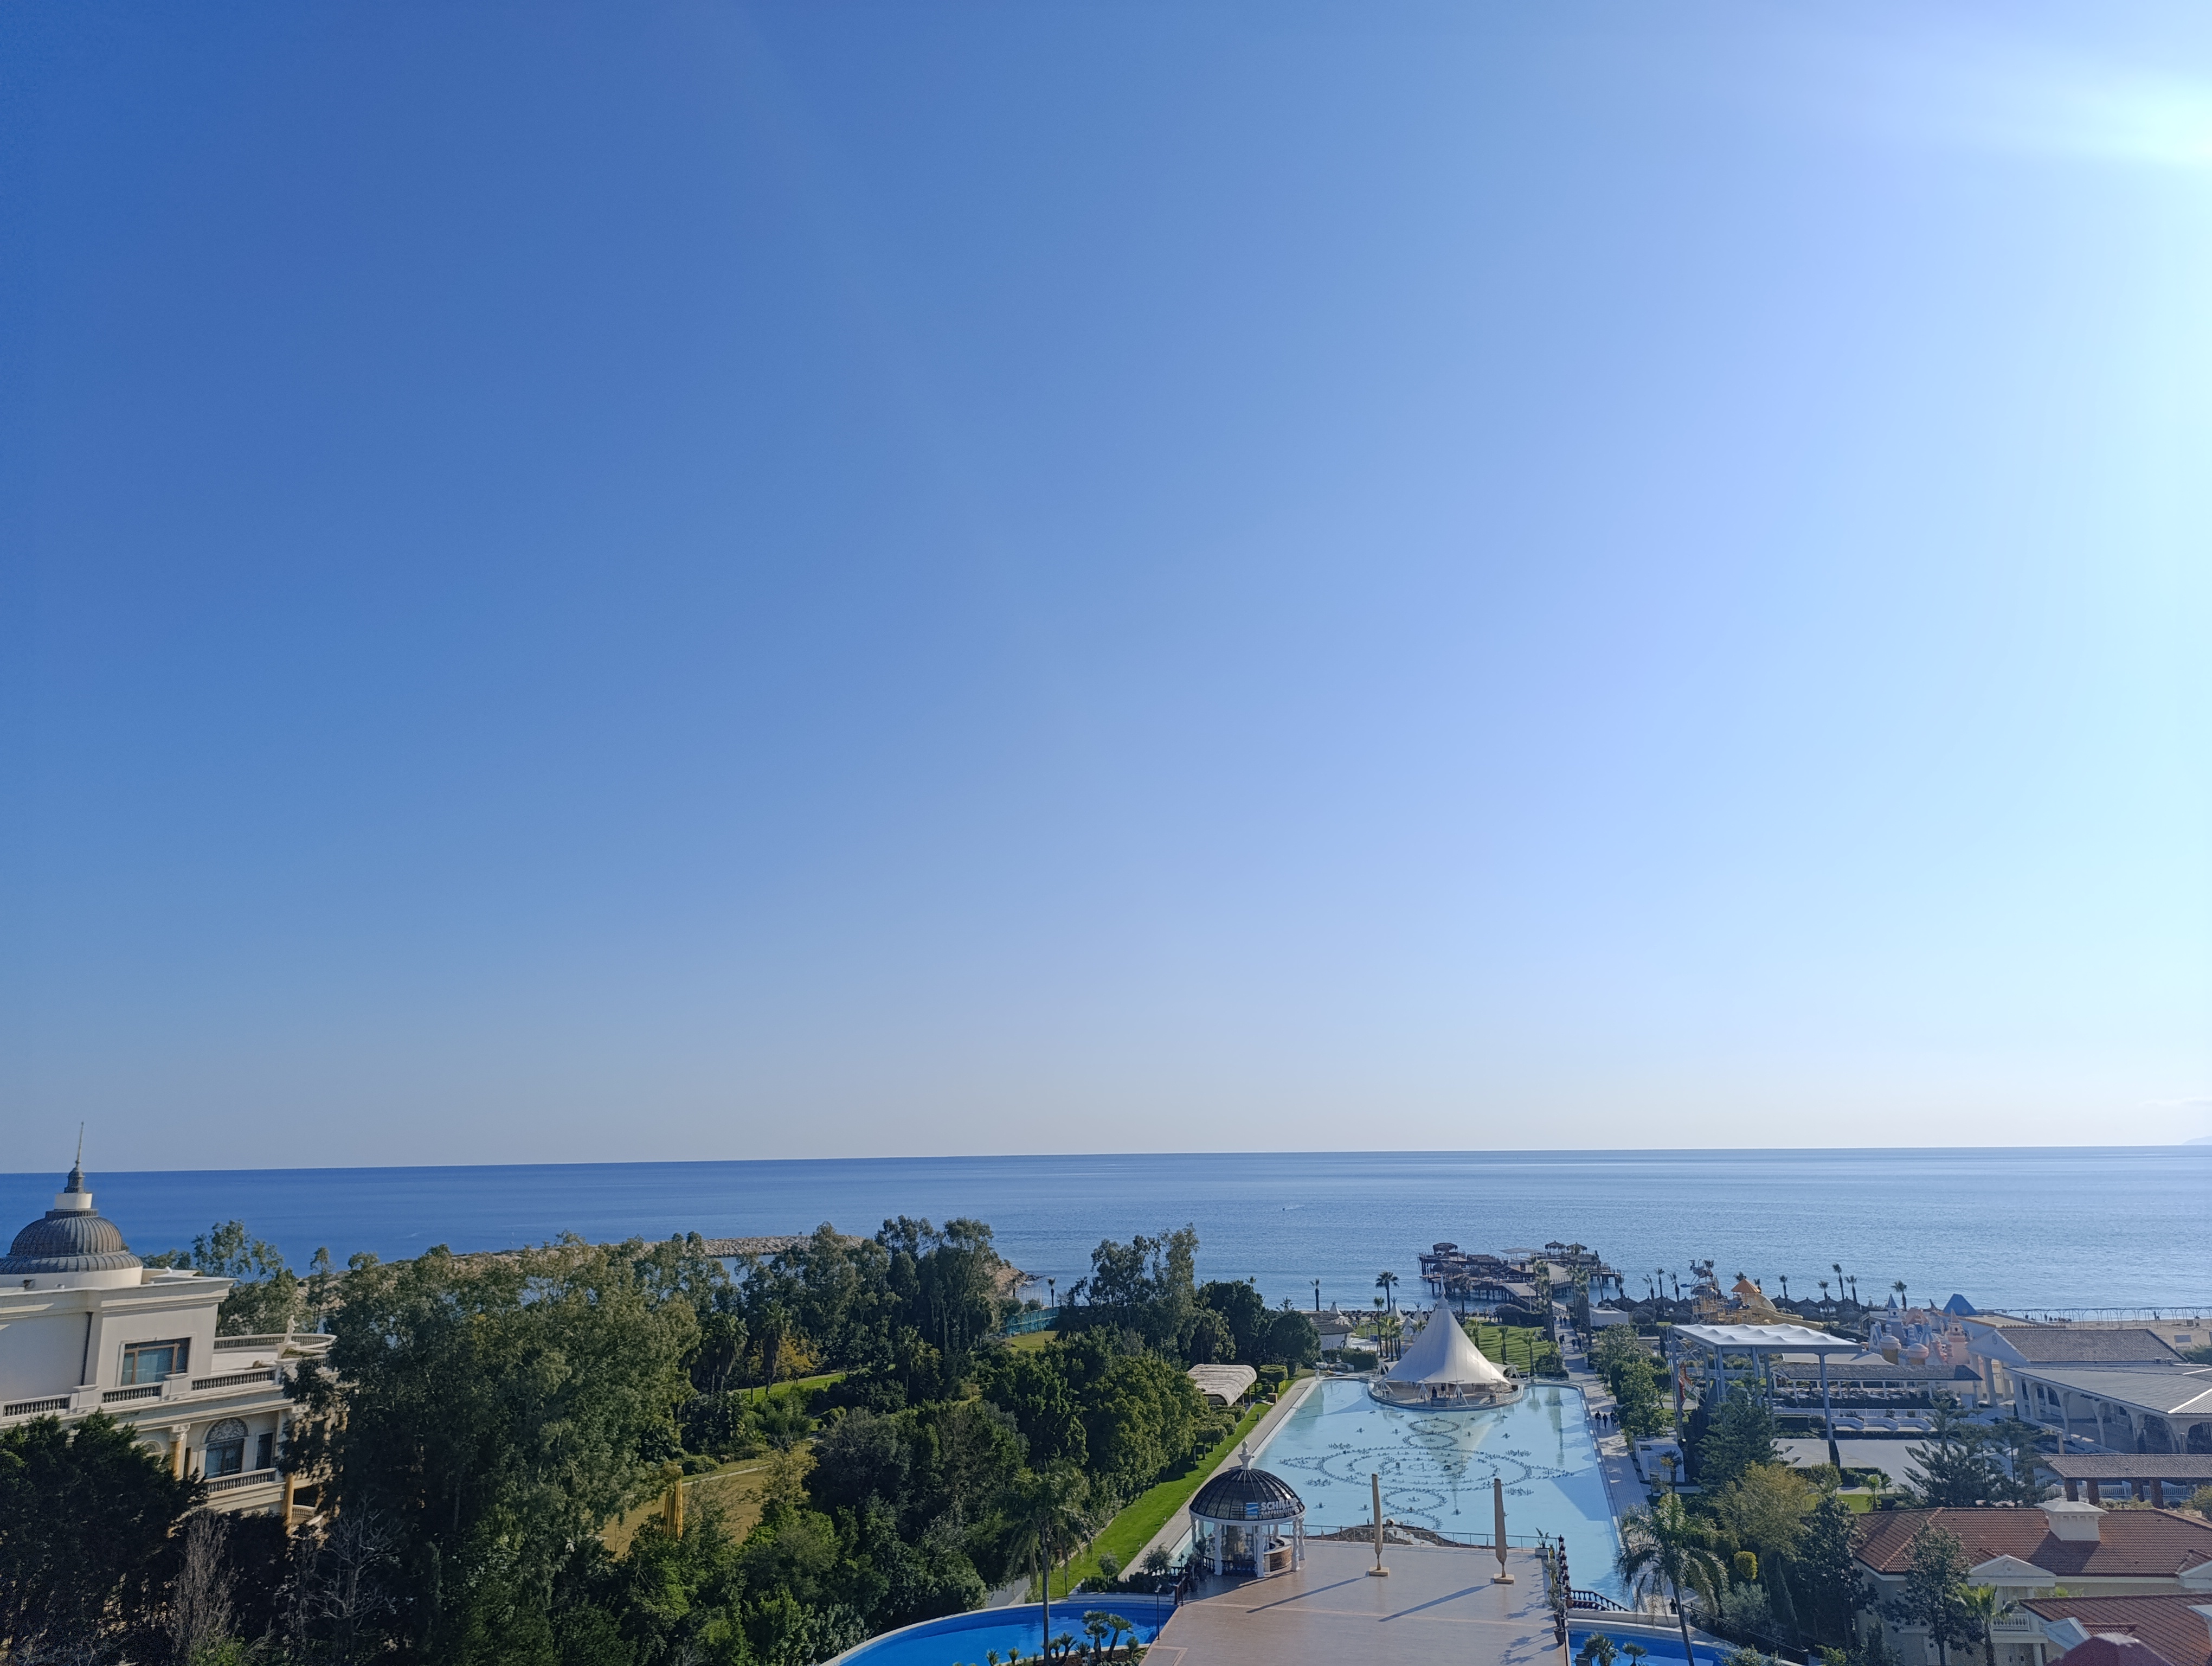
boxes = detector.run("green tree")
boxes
[1698,1385,1781,1492]
[1959,1584,2017,1666]
[1618,1494,1729,1666]
[1896,1525,1972,1666]
[1004,1465,1093,1655]
[0,1412,200,1655]
[1184,1308,1234,1364]
[879,1216,1009,1363]
[150,1219,316,1335]
[288,1236,699,1658]
[1906,1399,2022,1507]
[1264,1310,1320,1372]
[1070,1228,1199,1354]
[1197,1280,1268,1364]
[1617,1359,1668,1439]
[1713,1463,1815,1563]
[1713,1460,1816,1641]
[1795,1490,1865,1645]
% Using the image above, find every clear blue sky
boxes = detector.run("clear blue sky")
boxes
[3,3,2207,1168]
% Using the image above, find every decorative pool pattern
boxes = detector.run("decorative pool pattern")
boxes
[1253,1377,1627,1597]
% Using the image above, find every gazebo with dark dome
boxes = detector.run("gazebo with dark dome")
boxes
[1187,1446,1306,1578]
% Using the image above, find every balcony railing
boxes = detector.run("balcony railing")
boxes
[192,1368,279,1392]
[102,1385,162,1404]
[205,1468,280,1494]
[2,1396,69,1418]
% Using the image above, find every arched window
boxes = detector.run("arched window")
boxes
[2142,1417,2175,1454]
[2188,1422,2212,1456]
[204,1418,247,1478]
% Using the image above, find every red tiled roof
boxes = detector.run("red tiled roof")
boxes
[1854,1508,2212,1580]
[2059,1637,2182,1666]
[2021,1594,2212,1666]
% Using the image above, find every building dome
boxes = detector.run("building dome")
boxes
[1190,1465,1303,1523]
[0,1164,143,1277]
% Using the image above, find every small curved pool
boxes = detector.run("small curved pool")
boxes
[830,1598,1172,1665]
[1570,1625,1735,1666]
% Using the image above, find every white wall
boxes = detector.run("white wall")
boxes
[0,1311,91,1401]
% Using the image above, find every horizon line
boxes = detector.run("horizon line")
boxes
[5,1140,2210,1181]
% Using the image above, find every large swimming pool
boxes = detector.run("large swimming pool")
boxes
[1252,1377,1628,1598]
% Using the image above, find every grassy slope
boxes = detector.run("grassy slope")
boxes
[1052,1401,1270,1598]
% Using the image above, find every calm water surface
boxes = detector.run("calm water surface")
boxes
[2,1149,2204,1316]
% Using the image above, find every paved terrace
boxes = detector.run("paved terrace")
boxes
[1147,1541,1567,1666]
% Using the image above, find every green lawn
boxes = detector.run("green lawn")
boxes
[1050,1401,1270,1597]
[1466,1323,1562,1378]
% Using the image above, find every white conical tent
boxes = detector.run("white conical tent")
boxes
[1386,1304,1512,1387]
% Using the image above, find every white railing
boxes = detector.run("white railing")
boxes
[205,1468,280,1494]
[102,1385,163,1404]
[191,1368,278,1392]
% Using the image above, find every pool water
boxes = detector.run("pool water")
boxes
[829,1599,1171,1665]
[1253,1378,1627,1598]
[1570,1627,1735,1666]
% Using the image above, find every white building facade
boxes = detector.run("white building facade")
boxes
[0,1164,328,1517]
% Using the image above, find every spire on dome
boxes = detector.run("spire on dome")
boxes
[56,1129,92,1212]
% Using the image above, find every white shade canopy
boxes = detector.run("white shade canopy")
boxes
[1387,1305,1511,1388]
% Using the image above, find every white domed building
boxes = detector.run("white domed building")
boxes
[0,1162,330,1517]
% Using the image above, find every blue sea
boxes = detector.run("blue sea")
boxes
[3,1149,2207,1317]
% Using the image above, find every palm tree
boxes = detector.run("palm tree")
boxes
[1617,1494,1727,1666]
[1960,1584,2017,1666]
[1623,1644,1650,1666]
[1005,1466,1093,1660]
[1893,1279,1909,1315]
[1375,1270,1399,1314]
[1081,1613,1112,1658]
[1312,1278,1321,1312]
[1819,1279,1831,1307]
[1777,1274,1790,1302]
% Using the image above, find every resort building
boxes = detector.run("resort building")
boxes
[1856,1503,2212,1666]
[0,1164,327,1518]
[2048,1456,2212,1506]
[2001,1359,2212,1456]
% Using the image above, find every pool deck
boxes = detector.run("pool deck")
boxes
[1146,1540,1566,1666]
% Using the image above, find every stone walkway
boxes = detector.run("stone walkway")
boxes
[1560,1343,1660,1529]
